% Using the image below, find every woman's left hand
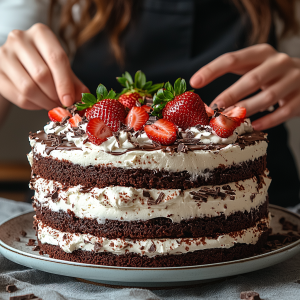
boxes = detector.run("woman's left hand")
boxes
[190,43,300,131]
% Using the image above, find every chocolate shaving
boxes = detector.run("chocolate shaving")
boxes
[156,192,165,204]
[177,143,188,153]
[26,239,36,246]
[250,193,256,202]
[195,124,212,132]
[186,131,195,138]
[146,116,157,125]
[94,242,102,252]
[176,138,201,145]
[51,189,59,203]
[152,140,161,147]
[279,217,298,231]
[47,134,62,147]
[148,243,156,253]
[66,105,77,115]
[190,186,232,201]
[113,132,120,147]
[32,245,40,251]
[143,190,150,198]
[6,284,18,293]
[144,97,153,106]
[79,186,93,193]
[60,115,70,125]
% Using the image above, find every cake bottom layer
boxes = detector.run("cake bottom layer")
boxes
[37,231,269,267]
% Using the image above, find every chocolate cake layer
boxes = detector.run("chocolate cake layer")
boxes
[31,153,267,190]
[37,231,269,267]
[34,198,268,239]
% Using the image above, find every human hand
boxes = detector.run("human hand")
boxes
[190,44,300,131]
[0,23,89,110]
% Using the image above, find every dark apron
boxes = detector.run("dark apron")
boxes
[72,0,300,207]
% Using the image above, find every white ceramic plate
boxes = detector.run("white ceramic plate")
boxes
[0,204,300,288]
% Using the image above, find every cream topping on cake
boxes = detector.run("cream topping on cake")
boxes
[32,174,271,222]
[37,215,270,257]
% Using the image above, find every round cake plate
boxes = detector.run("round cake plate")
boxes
[0,204,300,288]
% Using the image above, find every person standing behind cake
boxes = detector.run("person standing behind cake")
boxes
[0,0,299,207]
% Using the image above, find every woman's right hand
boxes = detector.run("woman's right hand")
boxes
[0,23,89,110]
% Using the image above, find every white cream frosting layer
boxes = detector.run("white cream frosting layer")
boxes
[37,216,270,257]
[27,118,266,177]
[32,173,271,223]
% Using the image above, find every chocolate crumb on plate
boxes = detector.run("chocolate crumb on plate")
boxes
[295,279,300,284]
[279,217,298,231]
[9,293,40,300]
[15,237,20,242]
[32,245,40,251]
[26,239,36,246]
[6,284,18,293]
[240,291,261,300]
[20,230,27,237]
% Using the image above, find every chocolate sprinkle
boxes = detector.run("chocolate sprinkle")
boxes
[143,190,150,198]
[190,186,233,201]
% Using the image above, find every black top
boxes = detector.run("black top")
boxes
[72,0,300,207]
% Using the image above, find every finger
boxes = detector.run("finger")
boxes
[238,68,300,116]
[14,38,60,104]
[29,24,75,106]
[1,52,58,110]
[72,73,90,102]
[252,92,300,130]
[210,53,293,108]
[0,72,43,110]
[190,44,276,88]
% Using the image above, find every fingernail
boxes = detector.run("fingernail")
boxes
[62,95,73,106]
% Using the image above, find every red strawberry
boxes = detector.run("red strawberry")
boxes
[144,119,177,145]
[209,114,239,138]
[86,118,113,145]
[223,106,246,124]
[68,114,82,127]
[86,99,126,132]
[162,92,209,129]
[125,107,149,131]
[77,109,86,117]
[118,92,141,109]
[48,107,72,122]
[141,105,152,113]
[204,103,214,117]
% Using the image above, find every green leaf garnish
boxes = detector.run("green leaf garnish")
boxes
[116,70,164,98]
[150,78,187,116]
[75,84,117,111]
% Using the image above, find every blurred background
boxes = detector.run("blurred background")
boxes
[0,0,299,203]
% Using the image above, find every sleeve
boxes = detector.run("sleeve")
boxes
[0,0,50,46]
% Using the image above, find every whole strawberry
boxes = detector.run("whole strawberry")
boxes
[116,71,163,109]
[76,84,126,132]
[152,79,209,129]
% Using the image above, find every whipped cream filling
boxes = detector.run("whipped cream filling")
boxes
[29,140,268,177]
[37,215,270,257]
[32,173,271,223]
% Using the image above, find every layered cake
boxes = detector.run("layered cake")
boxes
[28,72,271,267]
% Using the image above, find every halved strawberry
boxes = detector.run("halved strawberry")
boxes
[48,107,72,122]
[209,114,239,138]
[85,100,126,132]
[144,119,177,145]
[223,106,246,124]
[118,92,141,109]
[141,105,152,113]
[125,107,149,131]
[86,118,113,145]
[68,114,82,127]
[204,103,214,117]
